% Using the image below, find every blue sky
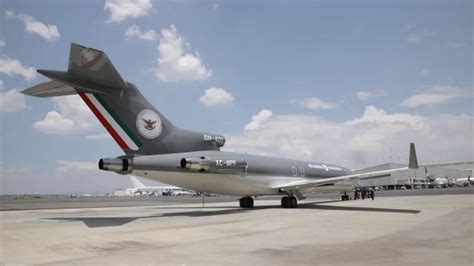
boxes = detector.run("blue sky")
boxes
[0,0,472,194]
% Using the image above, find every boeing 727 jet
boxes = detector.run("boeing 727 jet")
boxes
[23,44,420,208]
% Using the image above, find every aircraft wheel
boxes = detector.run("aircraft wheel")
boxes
[289,196,298,208]
[281,196,290,208]
[239,196,254,208]
[281,196,297,208]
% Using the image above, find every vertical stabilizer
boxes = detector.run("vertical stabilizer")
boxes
[130,176,146,189]
[68,43,128,90]
[408,143,419,169]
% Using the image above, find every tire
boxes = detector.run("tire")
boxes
[247,197,254,208]
[239,196,254,208]
[290,196,297,208]
[281,196,289,208]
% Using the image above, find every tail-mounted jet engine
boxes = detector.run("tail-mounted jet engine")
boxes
[98,157,133,174]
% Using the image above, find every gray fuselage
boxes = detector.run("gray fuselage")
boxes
[126,150,352,196]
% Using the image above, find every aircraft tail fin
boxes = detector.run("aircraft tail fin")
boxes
[408,143,419,169]
[22,43,223,155]
[130,176,146,189]
[22,43,175,154]
[68,43,128,90]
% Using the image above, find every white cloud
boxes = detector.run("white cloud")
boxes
[104,0,153,23]
[56,160,97,175]
[346,106,428,131]
[0,57,36,81]
[125,24,157,41]
[0,88,27,112]
[291,97,336,110]
[34,111,74,134]
[244,109,272,131]
[34,96,95,135]
[6,10,60,42]
[0,40,5,48]
[86,133,112,140]
[356,89,387,101]
[225,106,472,169]
[154,25,212,82]
[401,86,470,108]
[199,87,234,107]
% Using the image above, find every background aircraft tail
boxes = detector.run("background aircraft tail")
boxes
[130,176,146,189]
[22,43,224,155]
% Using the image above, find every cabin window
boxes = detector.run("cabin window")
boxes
[292,167,297,176]
[300,167,305,177]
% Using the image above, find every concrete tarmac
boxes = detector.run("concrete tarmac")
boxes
[1,191,473,265]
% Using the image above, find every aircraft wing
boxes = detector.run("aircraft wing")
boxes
[274,167,408,190]
[274,143,419,199]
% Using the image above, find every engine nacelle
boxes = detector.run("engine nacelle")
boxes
[180,157,247,173]
[180,157,211,172]
[98,157,133,174]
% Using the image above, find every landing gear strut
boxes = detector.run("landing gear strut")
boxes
[239,196,254,208]
[341,193,349,201]
[281,196,298,208]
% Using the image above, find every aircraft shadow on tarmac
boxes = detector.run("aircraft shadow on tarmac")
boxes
[46,200,420,228]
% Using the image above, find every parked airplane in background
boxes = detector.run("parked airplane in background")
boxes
[424,168,449,188]
[454,176,473,187]
[129,176,193,196]
[428,176,449,188]
[23,43,421,208]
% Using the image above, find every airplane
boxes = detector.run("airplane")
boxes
[129,176,193,196]
[453,176,473,187]
[23,43,421,208]
[423,168,449,188]
[430,177,449,188]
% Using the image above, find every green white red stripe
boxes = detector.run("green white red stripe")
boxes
[79,92,140,151]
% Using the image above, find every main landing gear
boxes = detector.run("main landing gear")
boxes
[281,196,298,208]
[341,193,350,201]
[238,195,299,208]
[239,196,254,208]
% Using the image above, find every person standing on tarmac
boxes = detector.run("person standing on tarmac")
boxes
[369,187,375,200]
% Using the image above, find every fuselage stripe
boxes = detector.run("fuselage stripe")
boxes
[85,94,140,151]
[94,94,142,147]
[78,92,130,150]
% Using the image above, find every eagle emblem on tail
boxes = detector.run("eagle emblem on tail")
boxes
[142,119,157,130]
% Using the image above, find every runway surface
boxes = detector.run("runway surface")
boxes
[1,188,473,265]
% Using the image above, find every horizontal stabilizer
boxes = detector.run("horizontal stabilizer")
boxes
[68,43,128,90]
[34,69,122,96]
[22,80,76,97]
[22,43,128,98]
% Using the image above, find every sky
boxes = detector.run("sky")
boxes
[0,0,472,194]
